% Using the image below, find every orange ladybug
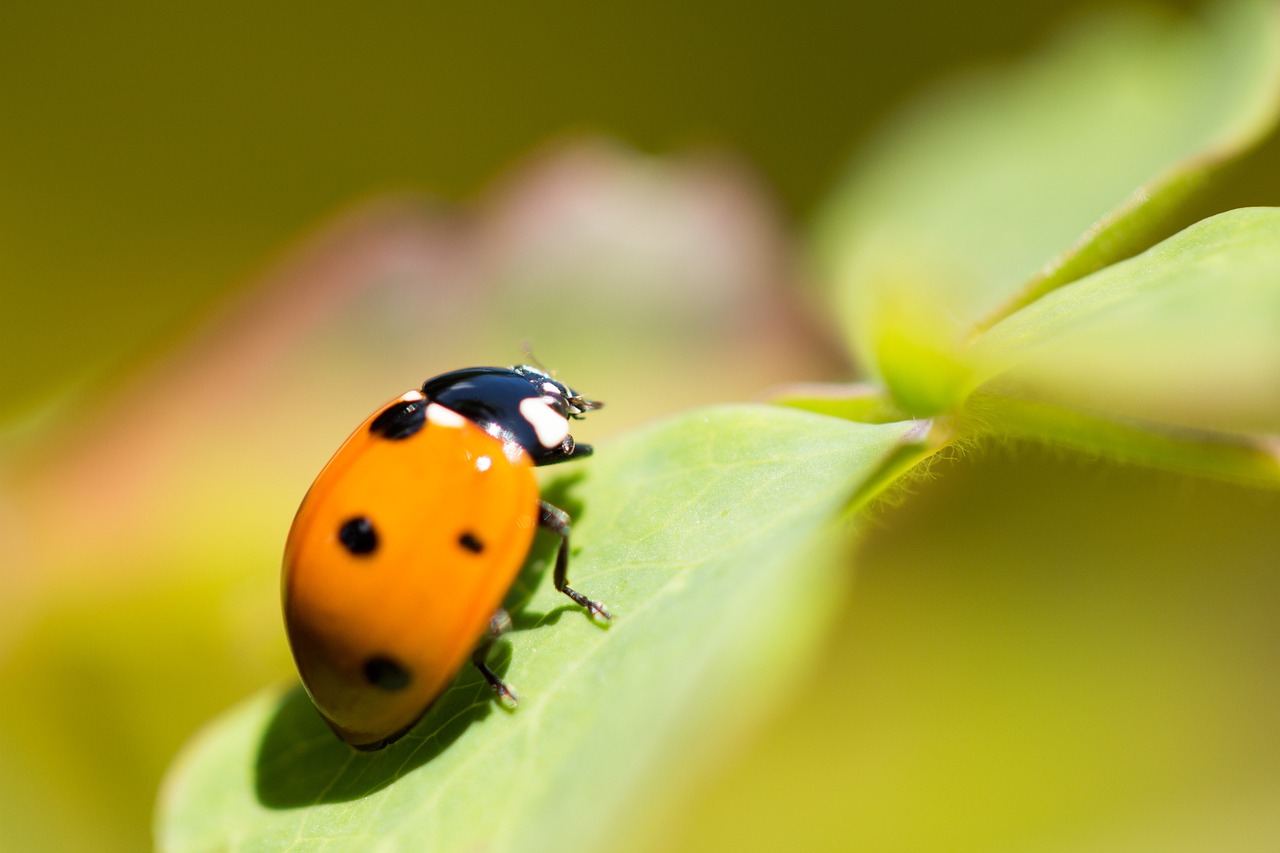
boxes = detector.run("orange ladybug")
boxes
[282,365,608,750]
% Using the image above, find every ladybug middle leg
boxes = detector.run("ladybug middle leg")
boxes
[472,608,519,706]
[538,501,612,621]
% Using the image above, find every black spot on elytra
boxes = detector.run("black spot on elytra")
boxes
[458,532,484,553]
[369,399,426,439]
[338,516,378,555]
[363,656,411,691]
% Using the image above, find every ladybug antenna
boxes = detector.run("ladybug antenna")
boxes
[519,340,552,376]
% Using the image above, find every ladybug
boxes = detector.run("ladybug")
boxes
[282,365,609,750]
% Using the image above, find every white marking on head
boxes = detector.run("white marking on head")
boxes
[474,455,492,472]
[426,403,466,428]
[400,390,426,402]
[542,381,560,395]
[519,397,570,448]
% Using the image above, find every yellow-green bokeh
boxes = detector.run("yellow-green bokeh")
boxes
[1,0,1171,416]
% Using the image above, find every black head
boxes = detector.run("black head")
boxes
[420,365,601,466]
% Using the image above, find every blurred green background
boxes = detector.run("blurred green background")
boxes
[5,1,1280,851]
[2,0,1200,417]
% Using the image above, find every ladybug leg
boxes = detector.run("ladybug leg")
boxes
[536,436,593,467]
[560,439,593,460]
[472,609,519,707]
[538,501,613,621]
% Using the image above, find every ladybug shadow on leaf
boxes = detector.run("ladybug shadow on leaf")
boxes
[253,472,590,809]
[252,660,512,808]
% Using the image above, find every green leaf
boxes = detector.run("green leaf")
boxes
[156,405,924,853]
[963,394,1280,487]
[762,381,907,424]
[969,207,1280,438]
[814,0,1280,415]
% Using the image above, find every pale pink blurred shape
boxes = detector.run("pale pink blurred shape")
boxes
[479,140,794,328]
[2,138,840,643]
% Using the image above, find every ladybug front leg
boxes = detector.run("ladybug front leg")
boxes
[472,609,519,707]
[538,501,612,621]
[536,435,594,466]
